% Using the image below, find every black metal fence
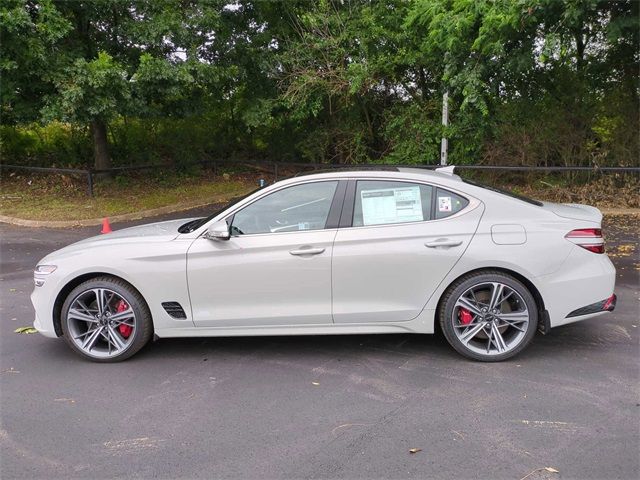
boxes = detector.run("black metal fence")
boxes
[2,160,639,197]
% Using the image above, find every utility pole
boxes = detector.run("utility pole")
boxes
[440,90,449,166]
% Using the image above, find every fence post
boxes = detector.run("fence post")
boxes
[274,162,278,181]
[440,90,449,166]
[86,170,94,197]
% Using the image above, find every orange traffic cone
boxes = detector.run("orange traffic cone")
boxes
[101,218,112,234]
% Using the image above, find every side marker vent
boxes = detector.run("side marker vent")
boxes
[162,302,187,319]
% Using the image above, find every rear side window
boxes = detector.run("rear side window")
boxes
[435,188,469,219]
[353,181,433,227]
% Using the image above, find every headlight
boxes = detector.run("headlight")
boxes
[35,265,57,275]
[34,265,57,286]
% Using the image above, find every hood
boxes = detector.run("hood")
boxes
[541,202,602,224]
[41,218,197,262]
[86,217,195,241]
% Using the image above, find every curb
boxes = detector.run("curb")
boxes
[0,200,220,228]
[1,205,638,229]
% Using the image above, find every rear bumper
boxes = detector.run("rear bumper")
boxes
[537,246,616,328]
[566,294,616,318]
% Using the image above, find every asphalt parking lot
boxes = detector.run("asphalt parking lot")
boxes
[1,210,638,480]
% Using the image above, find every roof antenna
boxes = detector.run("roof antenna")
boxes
[435,165,456,176]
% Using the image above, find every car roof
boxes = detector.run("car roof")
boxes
[281,166,463,186]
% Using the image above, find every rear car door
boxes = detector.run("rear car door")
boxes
[331,179,484,323]
[187,180,345,327]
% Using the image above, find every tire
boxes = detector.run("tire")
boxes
[60,276,153,362]
[439,270,538,362]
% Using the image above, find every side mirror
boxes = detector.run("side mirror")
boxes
[203,220,230,241]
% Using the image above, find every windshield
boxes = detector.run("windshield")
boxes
[462,179,543,207]
[178,187,262,233]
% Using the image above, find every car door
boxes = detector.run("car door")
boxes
[332,179,484,323]
[187,180,345,327]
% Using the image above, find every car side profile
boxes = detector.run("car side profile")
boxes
[31,167,617,362]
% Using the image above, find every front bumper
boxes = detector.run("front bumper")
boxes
[31,278,62,338]
[33,311,58,338]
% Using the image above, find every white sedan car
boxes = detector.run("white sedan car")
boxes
[32,167,616,362]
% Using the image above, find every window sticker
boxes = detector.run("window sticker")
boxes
[361,186,423,226]
[438,196,452,213]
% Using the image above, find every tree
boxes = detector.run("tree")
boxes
[406,0,639,165]
[1,0,224,170]
[2,0,637,169]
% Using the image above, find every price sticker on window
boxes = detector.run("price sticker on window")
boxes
[361,186,423,225]
[438,196,452,212]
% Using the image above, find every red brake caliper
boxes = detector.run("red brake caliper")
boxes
[458,307,473,325]
[115,300,133,338]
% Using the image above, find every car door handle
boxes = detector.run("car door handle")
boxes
[289,247,326,256]
[424,239,463,248]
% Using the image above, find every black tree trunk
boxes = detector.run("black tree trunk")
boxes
[90,119,111,173]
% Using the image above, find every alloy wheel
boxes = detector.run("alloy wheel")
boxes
[66,288,137,359]
[451,281,530,357]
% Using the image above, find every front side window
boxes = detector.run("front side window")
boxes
[353,181,433,227]
[231,181,338,235]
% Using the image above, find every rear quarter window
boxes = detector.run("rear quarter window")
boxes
[434,188,469,219]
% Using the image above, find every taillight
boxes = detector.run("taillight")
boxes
[565,228,605,254]
[566,228,602,238]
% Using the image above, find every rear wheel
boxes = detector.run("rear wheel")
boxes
[61,277,153,362]
[439,271,538,361]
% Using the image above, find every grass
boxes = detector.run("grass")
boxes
[0,169,256,221]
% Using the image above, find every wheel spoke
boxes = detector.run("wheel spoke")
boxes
[100,329,113,354]
[93,289,106,316]
[455,297,483,317]
[453,319,482,329]
[68,308,98,323]
[488,283,505,310]
[106,326,127,351]
[74,326,97,341]
[496,311,529,331]
[498,290,513,308]
[112,318,135,328]
[490,322,508,353]
[469,288,483,306]
[104,291,116,313]
[502,322,526,332]
[460,322,486,344]
[76,299,96,315]
[81,326,103,351]
[496,311,529,322]
[109,308,134,323]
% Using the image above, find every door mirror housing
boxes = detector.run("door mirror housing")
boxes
[203,220,230,241]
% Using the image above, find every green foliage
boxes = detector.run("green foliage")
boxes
[42,52,131,124]
[1,0,638,169]
[0,122,90,166]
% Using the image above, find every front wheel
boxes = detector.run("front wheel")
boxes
[60,277,153,362]
[439,271,538,362]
